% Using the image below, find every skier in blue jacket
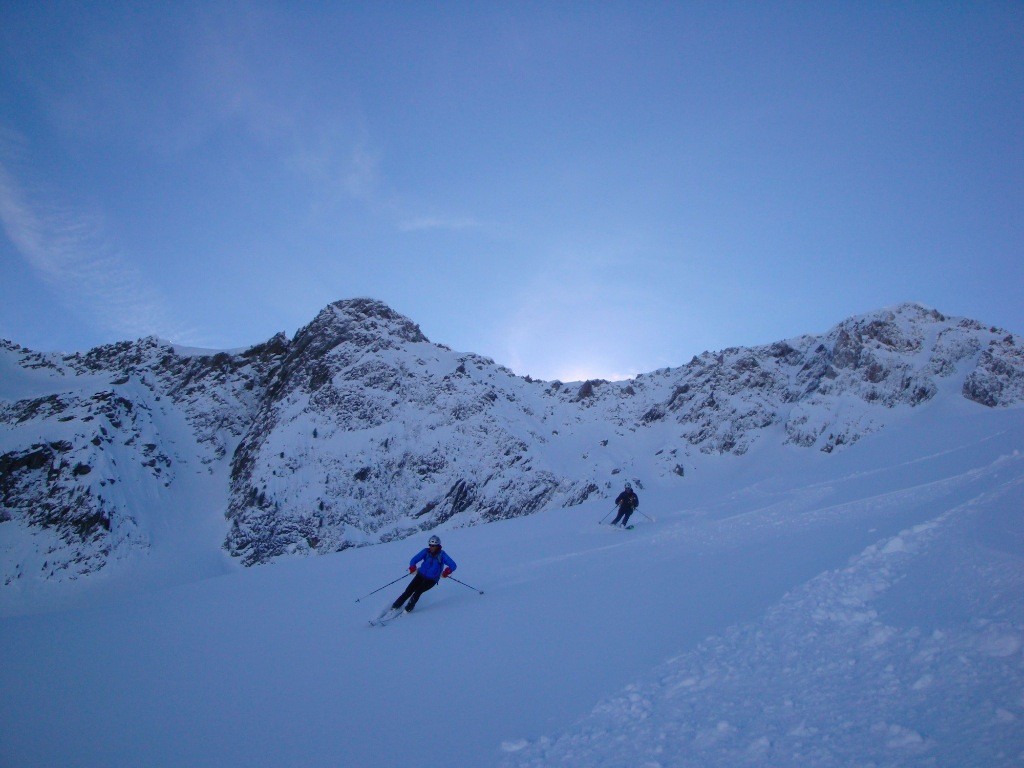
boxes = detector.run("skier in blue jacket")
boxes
[390,535,457,613]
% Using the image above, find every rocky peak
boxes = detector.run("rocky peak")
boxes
[828,303,943,360]
[254,300,428,406]
[65,335,173,375]
[295,299,428,354]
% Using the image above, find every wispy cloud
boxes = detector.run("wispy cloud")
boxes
[288,125,491,237]
[0,144,189,345]
[398,216,489,233]
[184,11,489,238]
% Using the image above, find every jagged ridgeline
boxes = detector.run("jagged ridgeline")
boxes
[1,299,1022,581]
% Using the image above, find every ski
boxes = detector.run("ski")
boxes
[369,607,405,626]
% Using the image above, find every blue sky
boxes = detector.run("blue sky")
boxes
[1,2,1021,381]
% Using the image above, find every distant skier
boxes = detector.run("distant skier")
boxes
[610,482,639,527]
[389,535,457,613]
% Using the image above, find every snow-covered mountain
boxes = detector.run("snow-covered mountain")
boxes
[1,299,1022,591]
[1,299,1022,767]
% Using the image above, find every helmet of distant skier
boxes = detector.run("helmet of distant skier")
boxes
[428,535,441,547]
[625,482,632,490]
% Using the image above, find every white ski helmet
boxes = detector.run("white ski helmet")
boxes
[428,535,442,547]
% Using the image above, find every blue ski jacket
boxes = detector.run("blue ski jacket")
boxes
[410,548,457,582]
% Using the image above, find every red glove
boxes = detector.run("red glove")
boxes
[441,567,452,578]
[408,565,417,573]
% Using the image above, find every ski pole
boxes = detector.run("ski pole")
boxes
[355,572,411,603]
[598,508,615,524]
[447,576,484,595]
[638,510,656,522]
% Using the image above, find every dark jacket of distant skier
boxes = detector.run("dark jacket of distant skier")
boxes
[611,483,639,527]
[390,535,457,613]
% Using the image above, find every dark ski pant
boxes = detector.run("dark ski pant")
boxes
[611,507,634,526]
[392,573,438,611]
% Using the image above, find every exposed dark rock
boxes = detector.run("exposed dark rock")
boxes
[963,341,1024,407]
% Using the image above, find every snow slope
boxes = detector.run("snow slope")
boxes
[1,391,1021,767]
